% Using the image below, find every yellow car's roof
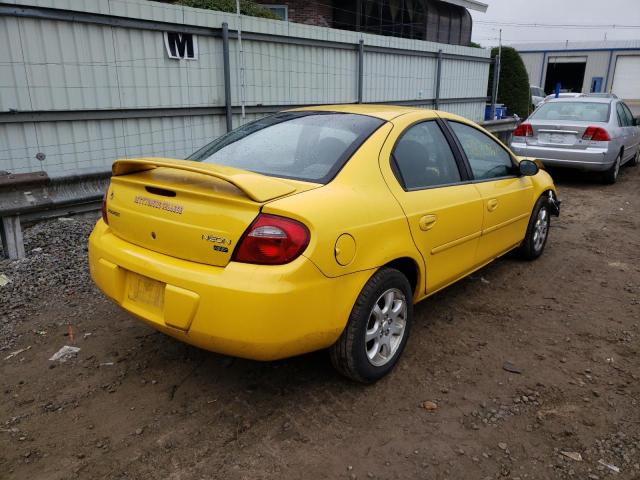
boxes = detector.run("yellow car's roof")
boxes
[289,104,444,121]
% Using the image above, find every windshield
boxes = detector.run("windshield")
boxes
[531,102,610,122]
[189,112,385,183]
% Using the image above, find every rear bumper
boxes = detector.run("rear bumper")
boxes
[511,142,616,171]
[88,220,370,361]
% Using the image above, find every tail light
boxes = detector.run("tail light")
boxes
[513,123,534,137]
[582,126,610,141]
[101,185,110,225]
[233,214,310,265]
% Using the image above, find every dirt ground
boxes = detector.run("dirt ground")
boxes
[1,165,639,480]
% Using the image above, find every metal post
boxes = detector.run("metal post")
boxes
[357,39,364,103]
[222,22,233,133]
[235,0,245,119]
[434,49,443,110]
[490,54,501,119]
[1,216,25,260]
[490,29,502,120]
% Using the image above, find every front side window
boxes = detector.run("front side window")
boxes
[448,122,515,180]
[392,121,462,190]
[189,112,384,183]
[531,102,610,122]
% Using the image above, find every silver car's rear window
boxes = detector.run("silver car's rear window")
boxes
[189,112,384,184]
[531,102,610,122]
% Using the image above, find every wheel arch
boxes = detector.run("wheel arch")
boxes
[384,257,421,299]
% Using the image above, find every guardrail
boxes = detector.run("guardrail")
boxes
[0,118,519,260]
[1,172,109,258]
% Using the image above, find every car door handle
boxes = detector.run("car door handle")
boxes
[419,215,437,231]
[487,199,499,212]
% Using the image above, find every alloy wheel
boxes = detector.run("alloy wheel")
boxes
[365,288,407,367]
[532,207,549,253]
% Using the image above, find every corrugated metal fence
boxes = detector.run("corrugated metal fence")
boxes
[0,0,491,176]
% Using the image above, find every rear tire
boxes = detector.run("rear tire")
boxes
[330,268,413,383]
[517,196,551,261]
[602,154,621,184]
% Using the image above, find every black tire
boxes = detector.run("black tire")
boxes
[330,268,413,383]
[516,196,551,261]
[629,148,639,167]
[602,153,622,184]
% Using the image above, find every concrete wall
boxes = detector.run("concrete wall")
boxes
[0,0,491,176]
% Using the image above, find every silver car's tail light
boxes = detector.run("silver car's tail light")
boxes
[513,123,533,137]
[582,127,611,142]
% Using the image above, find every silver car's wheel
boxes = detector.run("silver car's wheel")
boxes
[604,154,621,184]
[365,288,407,367]
[532,207,549,253]
[630,148,639,167]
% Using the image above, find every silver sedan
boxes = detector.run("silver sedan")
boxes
[511,96,640,183]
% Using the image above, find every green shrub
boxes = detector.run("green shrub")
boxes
[175,0,278,19]
[487,46,531,118]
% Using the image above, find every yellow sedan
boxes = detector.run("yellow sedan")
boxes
[89,105,560,383]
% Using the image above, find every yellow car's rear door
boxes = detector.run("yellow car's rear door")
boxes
[445,121,534,262]
[379,114,484,295]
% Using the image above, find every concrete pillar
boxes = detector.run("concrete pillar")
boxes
[1,215,25,260]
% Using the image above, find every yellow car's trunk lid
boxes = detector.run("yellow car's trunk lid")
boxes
[105,158,318,267]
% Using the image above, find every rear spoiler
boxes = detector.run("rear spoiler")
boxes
[112,158,296,203]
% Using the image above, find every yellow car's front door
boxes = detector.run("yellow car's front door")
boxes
[446,121,534,262]
[379,116,484,295]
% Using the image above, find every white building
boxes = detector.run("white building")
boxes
[512,40,640,102]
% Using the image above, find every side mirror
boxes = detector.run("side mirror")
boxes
[519,159,539,177]
[634,118,639,126]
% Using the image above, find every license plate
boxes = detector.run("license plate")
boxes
[127,273,165,309]
[540,133,573,145]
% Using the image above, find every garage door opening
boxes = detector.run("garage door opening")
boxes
[544,58,587,94]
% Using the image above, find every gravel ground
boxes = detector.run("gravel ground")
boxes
[1,166,639,480]
[0,215,97,351]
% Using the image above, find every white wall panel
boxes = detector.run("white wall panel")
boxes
[520,53,544,88]
[0,17,31,112]
[2,0,491,175]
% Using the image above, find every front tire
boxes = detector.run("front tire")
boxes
[330,268,413,383]
[629,148,639,167]
[517,196,551,261]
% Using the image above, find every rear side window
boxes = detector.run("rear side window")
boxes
[392,121,462,190]
[617,103,634,127]
[621,103,635,126]
[448,122,514,180]
[189,112,384,183]
[531,102,610,122]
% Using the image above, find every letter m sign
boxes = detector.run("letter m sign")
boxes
[164,32,198,60]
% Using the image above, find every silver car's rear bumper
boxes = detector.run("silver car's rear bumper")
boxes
[511,142,615,172]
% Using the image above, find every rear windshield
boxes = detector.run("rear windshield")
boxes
[531,102,610,122]
[188,112,385,183]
